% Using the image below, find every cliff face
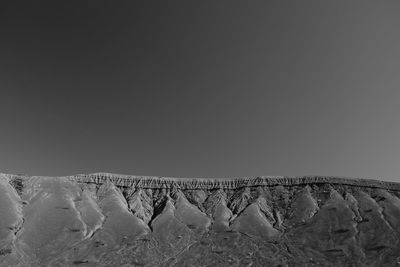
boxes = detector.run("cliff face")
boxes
[1,173,400,266]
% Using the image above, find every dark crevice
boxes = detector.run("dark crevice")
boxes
[9,176,24,196]
[72,260,89,265]
[334,229,350,234]
[148,195,169,228]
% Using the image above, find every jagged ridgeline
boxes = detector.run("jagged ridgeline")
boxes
[1,173,400,266]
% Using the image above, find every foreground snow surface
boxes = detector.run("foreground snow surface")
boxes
[1,173,400,266]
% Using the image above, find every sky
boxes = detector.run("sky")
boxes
[1,1,400,182]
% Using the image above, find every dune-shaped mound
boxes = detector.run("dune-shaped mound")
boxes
[1,173,400,266]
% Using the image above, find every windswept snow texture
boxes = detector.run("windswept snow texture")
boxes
[1,173,400,266]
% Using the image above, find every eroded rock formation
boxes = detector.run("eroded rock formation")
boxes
[1,173,400,266]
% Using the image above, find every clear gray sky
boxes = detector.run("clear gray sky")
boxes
[1,1,400,182]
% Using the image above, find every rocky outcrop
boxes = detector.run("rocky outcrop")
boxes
[1,173,400,266]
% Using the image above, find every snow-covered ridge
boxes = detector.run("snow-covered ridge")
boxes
[1,172,400,266]
[2,172,400,190]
